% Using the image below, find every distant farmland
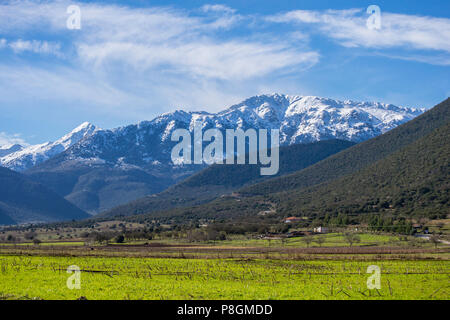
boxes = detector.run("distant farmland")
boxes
[0,240,448,300]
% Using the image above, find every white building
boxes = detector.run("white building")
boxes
[314,226,329,233]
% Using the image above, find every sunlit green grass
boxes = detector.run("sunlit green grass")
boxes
[220,233,399,247]
[0,255,448,300]
[139,233,421,248]
[0,232,434,249]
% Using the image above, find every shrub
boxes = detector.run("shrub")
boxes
[115,235,125,243]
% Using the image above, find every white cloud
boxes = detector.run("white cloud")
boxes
[0,1,318,80]
[69,2,316,80]
[269,9,450,53]
[373,52,450,66]
[77,40,318,80]
[199,3,241,29]
[0,0,446,127]
[201,4,236,14]
[0,0,65,33]
[8,39,62,56]
[0,132,29,147]
[0,0,320,120]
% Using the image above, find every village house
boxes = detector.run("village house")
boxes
[314,226,329,233]
[284,217,302,224]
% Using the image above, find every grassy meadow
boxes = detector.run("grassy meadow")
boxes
[1,220,449,300]
[0,255,448,300]
[0,229,449,300]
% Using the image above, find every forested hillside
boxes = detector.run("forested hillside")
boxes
[102,140,354,217]
[0,167,89,224]
[240,98,450,196]
[272,121,449,219]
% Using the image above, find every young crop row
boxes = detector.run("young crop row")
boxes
[0,255,448,300]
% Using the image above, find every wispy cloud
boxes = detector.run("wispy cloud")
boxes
[77,40,318,80]
[199,3,242,29]
[0,0,320,118]
[70,2,317,80]
[201,4,236,14]
[0,132,29,147]
[0,0,448,137]
[0,1,318,79]
[269,9,450,55]
[6,39,62,56]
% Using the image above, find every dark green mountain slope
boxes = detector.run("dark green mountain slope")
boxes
[240,98,450,196]
[26,166,176,214]
[0,167,90,225]
[101,140,355,218]
[0,209,15,225]
[272,121,449,218]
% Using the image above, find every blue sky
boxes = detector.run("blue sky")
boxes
[0,0,449,145]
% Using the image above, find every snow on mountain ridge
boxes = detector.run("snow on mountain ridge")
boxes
[1,94,425,171]
[61,94,424,167]
[0,122,97,172]
[0,144,24,157]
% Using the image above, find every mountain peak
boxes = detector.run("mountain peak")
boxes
[0,144,24,157]
[65,122,96,135]
[1,94,425,172]
[0,143,23,150]
[73,122,95,132]
[0,122,97,172]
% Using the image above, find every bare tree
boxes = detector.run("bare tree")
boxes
[314,236,325,247]
[429,235,440,248]
[24,231,37,240]
[344,232,360,247]
[302,236,313,248]
[435,223,444,235]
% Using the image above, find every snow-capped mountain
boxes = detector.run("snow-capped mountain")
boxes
[60,94,424,166]
[2,95,424,172]
[0,144,24,157]
[18,93,424,214]
[0,122,97,171]
[217,94,424,144]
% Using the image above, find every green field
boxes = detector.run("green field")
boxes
[0,255,448,300]
[198,233,416,247]
[0,233,433,249]
[95,233,427,248]
[0,230,448,300]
